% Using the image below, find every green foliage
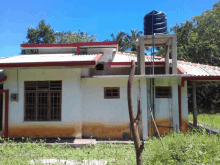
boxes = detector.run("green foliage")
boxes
[21,19,98,54]
[189,113,220,129]
[156,0,220,67]
[26,20,56,44]
[21,19,56,54]
[0,132,220,164]
[105,29,148,53]
[55,29,98,44]
[107,31,129,52]
[167,1,220,66]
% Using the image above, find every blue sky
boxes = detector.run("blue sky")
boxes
[0,0,218,57]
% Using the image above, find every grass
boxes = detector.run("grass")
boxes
[0,131,220,164]
[189,113,220,129]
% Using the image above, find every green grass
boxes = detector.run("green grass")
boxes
[189,113,220,129]
[0,131,220,164]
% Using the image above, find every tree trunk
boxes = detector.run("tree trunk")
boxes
[127,60,144,165]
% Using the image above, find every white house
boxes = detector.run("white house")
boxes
[0,35,219,140]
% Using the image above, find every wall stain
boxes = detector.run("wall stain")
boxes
[8,125,79,137]
[148,118,189,136]
[82,122,136,139]
[148,119,173,136]
[181,118,189,133]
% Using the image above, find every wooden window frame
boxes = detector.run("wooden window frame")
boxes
[24,81,62,121]
[155,87,172,98]
[104,87,120,99]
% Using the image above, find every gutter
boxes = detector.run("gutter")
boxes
[82,74,192,79]
[181,76,220,87]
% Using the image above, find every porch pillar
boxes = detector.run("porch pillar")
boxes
[192,82,198,127]
[140,78,148,140]
[171,36,177,74]
[137,46,140,75]
[165,45,169,74]
[139,37,145,75]
[172,77,179,132]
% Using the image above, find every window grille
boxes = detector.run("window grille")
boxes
[24,81,62,121]
[155,87,172,98]
[104,87,120,99]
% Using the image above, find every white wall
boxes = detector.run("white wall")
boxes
[81,78,140,139]
[3,68,83,137]
[87,48,115,62]
[153,77,179,133]
[38,48,76,54]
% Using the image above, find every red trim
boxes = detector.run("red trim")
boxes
[177,64,186,74]
[181,76,220,87]
[92,53,104,63]
[21,41,118,48]
[0,76,7,82]
[108,61,165,66]
[77,46,80,55]
[0,90,9,138]
[178,85,182,131]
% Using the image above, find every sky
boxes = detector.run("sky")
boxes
[0,0,218,57]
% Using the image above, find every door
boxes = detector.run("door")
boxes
[148,86,173,136]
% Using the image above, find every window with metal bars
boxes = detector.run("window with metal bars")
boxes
[24,81,62,121]
[104,87,120,99]
[155,87,172,98]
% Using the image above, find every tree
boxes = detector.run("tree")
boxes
[21,19,56,54]
[127,60,144,165]
[22,20,98,54]
[126,29,143,52]
[105,31,129,52]
[55,29,98,43]
[26,19,56,44]
[167,1,220,66]
[169,1,220,114]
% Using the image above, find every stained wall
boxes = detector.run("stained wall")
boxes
[3,68,83,138]
[81,78,141,139]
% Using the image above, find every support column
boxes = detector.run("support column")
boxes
[140,78,148,140]
[137,46,140,75]
[192,82,198,127]
[172,77,179,132]
[181,81,189,132]
[139,37,145,75]
[172,36,177,74]
[165,45,169,74]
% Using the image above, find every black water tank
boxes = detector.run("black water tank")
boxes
[144,10,167,35]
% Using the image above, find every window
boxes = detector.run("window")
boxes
[24,81,62,121]
[104,87,120,99]
[155,87,172,98]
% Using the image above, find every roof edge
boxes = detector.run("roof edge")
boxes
[21,41,118,48]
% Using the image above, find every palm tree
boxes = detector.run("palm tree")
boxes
[105,31,129,52]
[126,29,150,53]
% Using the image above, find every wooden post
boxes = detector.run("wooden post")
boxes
[165,45,169,74]
[192,82,198,127]
[127,60,144,165]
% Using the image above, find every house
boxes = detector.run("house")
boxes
[0,34,219,140]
